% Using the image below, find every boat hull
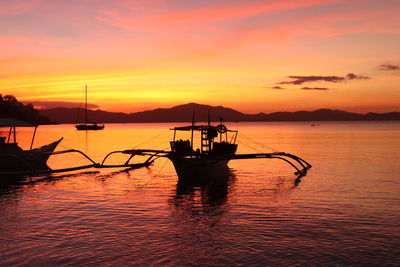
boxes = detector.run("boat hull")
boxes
[76,124,104,130]
[168,155,231,179]
[0,138,62,174]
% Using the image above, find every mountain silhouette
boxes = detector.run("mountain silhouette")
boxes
[39,103,400,123]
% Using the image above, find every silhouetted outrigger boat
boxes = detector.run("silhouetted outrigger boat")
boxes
[0,119,63,175]
[0,119,151,176]
[108,119,312,179]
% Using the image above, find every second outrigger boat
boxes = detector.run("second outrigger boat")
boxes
[0,119,62,174]
[109,118,312,179]
[0,118,151,176]
[0,138,62,174]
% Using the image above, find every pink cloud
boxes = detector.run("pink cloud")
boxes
[1,0,399,72]
[94,0,399,52]
[96,0,350,30]
[0,35,63,57]
[0,1,35,15]
[157,0,348,23]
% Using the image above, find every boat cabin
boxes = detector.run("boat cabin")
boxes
[170,124,238,156]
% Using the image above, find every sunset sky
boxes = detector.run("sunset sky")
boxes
[1,0,399,113]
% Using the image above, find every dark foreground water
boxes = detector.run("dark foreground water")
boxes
[1,122,399,266]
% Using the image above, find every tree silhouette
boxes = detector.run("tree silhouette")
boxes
[0,94,52,124]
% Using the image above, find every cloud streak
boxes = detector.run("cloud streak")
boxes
[270,85,285,90]
[378,64,400,71]
[0,1,34,15]
[157,0,348,23]
[279,75,344,85]
[21,101,99,109]
[346,73,370,80]
[279,73,370,85]
[301,87,330,90]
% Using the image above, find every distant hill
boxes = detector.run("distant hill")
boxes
[39,103,266,123]
[39,103,400,124]
[265,109,400,121]
[266,109,363,121]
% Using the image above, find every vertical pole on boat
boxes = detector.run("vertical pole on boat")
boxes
[219,117,223,142]
[191,110,195,150]
[172,129,177,152]
[208,110,211,151]
[30,126,37,150]
[85,85,88,123]
[7,126,12,143]
[233,131,238,144]
[13,125,16,143]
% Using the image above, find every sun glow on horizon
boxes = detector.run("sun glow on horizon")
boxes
[1,0,399,113]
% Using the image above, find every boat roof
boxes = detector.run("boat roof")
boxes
[171,125,215,131]
[171,124,236,132]
[0,118,36,127]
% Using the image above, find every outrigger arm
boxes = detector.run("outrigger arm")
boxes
[100,149,159,168]
[0,148,155,176]
[116,149,312,175]
[1,145,310,177]
[229,152,312,175]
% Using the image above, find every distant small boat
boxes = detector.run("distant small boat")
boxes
[0,118,62,174]
[76,123,104,130]
[75,85,104,130]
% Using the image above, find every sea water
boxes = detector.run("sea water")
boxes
[0,121,399,266]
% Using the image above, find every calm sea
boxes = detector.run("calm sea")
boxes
[0,121,399,266]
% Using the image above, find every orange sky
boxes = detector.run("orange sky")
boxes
[1,0,399,113]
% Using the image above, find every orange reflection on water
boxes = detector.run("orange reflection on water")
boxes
[1,122,400,265]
